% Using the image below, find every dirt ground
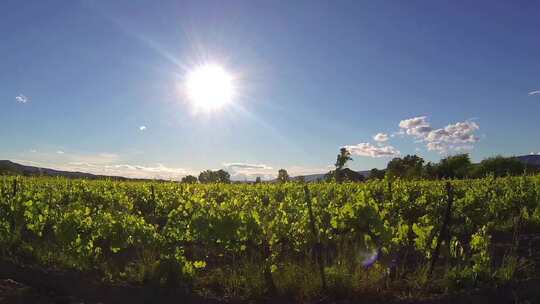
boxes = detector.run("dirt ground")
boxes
[0,279,89,304]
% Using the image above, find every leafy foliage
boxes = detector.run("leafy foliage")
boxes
[472,155,530,177]
[386,154,425,179]
[1,175,539,300]
[181,175,198,184]
[198,169,231,183]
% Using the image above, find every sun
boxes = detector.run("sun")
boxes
[185,64,235,111]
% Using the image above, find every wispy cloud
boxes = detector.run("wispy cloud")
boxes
[14,151,329,182]
[344,131,400,158]
[373,133,389,143]
[20,150,120,166]
[287,166,329,176]
[398,116,480,154]
[529,90,540,96]
[223,162,274,180]
[15,94,29,103]
[222,162,328,181]
[14,150,192,180]
[344,143,401,158]
[139,126,147,131]
[53,162,190,180]
[223,162,273,170]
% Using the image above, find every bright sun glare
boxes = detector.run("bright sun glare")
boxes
[185,64,235,111]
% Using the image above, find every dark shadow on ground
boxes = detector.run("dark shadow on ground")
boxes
[2,260,540,304]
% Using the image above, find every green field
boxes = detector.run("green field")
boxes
[1,176,540,302]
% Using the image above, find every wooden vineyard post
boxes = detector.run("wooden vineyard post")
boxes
[429,181,454,276]
[387,180,393,202]
[150,184,156,210]
[304,186,326,290]
[12,178,18,198]
[262,240,276,294]
[260,195,276,295]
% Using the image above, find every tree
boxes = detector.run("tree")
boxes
[277,169,289,183]
[368,168,386,180]
[386,155,425,179]
[334,147,353,183]
[181,175,198,184]
[198,169,231,183]
[215,169,231,183]
[255,176,262,184]
[423,162,437,179]
[335,147,352,171]
[339,168,364,182]
[198,170,213,183]
[471,156,528,177]
[434,154,472,179]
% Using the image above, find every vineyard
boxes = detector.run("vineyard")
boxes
[1,175,540,303]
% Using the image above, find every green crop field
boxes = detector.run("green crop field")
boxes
[1,175,540,302]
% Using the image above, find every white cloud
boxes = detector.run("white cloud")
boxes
[222,162,328,181]
[373,133,389,142]
[65,162,191,180]
[399,116,433,138]
[139,126,147,131]
[424,121,479,153]
[13,150,329,182]
[528,90,540,96]
[435,121,479,143]
[399,116,480,154]
[453,145,475,152]
[15,158,192,181]
[223,162,273,170]
[74,153,120,164]
[426,142,446,152]
[20,150,120,166]
[344,143,401,158]
[223,162,274,180]
[287,166,329,176]
[15,94,29,103]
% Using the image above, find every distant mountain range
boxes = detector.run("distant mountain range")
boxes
[2,154,540,181]
[515,154,540,168]
[0,160,128,180]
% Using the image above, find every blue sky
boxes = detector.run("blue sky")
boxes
[1,0,540,180]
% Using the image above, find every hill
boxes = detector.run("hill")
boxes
[515,154,540,168]
[0,160,127,180]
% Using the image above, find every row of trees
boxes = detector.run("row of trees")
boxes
[181,168,290,184]
[181,169,231,184]
[180,150,537,184]
[375,153,537,180]
[323,148,537,183]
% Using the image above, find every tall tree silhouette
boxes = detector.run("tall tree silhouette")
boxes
[277,169,289,183]
[334,147,353,182]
